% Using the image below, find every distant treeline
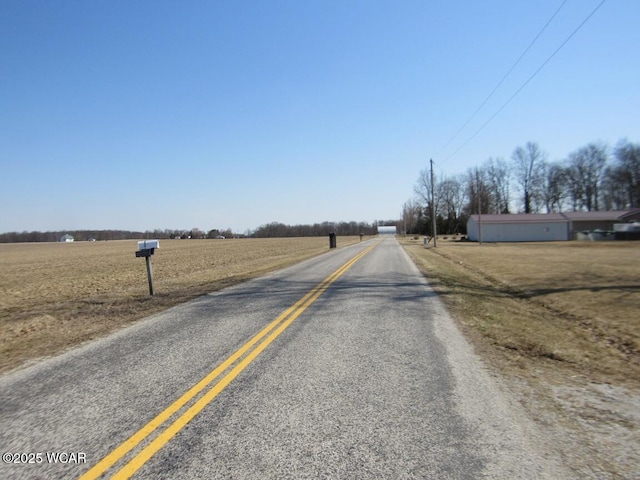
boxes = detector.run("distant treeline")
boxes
[0,229,237,243]
[0,230,149,243]
[0,221,399,243]
[251,221,390,238]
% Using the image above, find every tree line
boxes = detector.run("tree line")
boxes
[0,220,388,243]
[251,221,380,238]
[402,139,640,236]
[0,230,147,243]
[0,228,236,243]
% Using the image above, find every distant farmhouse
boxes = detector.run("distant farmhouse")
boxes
[467,209,640,242]
[378,225,397,235]
[59,234,74,243]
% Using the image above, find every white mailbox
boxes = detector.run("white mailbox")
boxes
[135,239,160,295]
[138,239,160,250]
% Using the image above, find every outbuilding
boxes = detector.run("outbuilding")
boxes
[467,213,568,242]
[377,225,397,235]
[59,234,74,243]
[466,209,640,242]
[563,210,640,238]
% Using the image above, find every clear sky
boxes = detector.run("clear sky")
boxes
[1,0,638,234]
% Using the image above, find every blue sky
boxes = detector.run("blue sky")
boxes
[1,0,638,234]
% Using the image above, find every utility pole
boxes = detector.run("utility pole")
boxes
[430,158,437,248]
[476,168,483,245]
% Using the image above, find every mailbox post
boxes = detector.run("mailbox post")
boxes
[135,240,159,295]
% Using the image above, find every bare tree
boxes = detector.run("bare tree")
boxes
[511,142,546,213]
[414,168,443,236]
[464,167,492,216]
[601,164,630,210]
[484,157,510,213]
[567,143,608,211]
[189,227,205,239]
[414,168,470,235]
[440,176,465,219]
[439,175,466,233]
[401,198,421,235]
[612,140,640,208]
[542,162,567,213]
[414,168,443,211]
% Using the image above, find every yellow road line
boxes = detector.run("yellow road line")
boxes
[80,242,378,480]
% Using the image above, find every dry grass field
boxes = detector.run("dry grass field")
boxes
[400,237,640,478]
[401,238,640,384]
[0,236,363,374]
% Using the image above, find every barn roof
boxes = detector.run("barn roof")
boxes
[468,213,566,224]
[468,210,638,224]
[562,210,634,221]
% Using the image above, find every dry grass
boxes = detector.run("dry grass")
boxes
[400,237,640,478]
[0,236,364,374]
[401,238,640,384]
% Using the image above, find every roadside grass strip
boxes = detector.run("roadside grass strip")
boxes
[80,242,378,480]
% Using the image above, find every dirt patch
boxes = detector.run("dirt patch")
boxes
[0,236,364,374]
[400,237,640,479]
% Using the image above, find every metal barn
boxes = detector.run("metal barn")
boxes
[466,209,640,242]
[467,214,568,242]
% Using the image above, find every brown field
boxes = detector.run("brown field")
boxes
[400,238,640,477]
[401,238,640,384]
[0,236,364,374]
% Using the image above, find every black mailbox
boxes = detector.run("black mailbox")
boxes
[329,232,336,249]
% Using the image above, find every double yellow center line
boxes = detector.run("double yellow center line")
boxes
[80,241,378,479]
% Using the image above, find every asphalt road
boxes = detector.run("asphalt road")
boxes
[0,236,572,479]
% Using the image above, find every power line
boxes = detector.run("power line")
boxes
[443,0,606,162]
[434,0,569,159]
